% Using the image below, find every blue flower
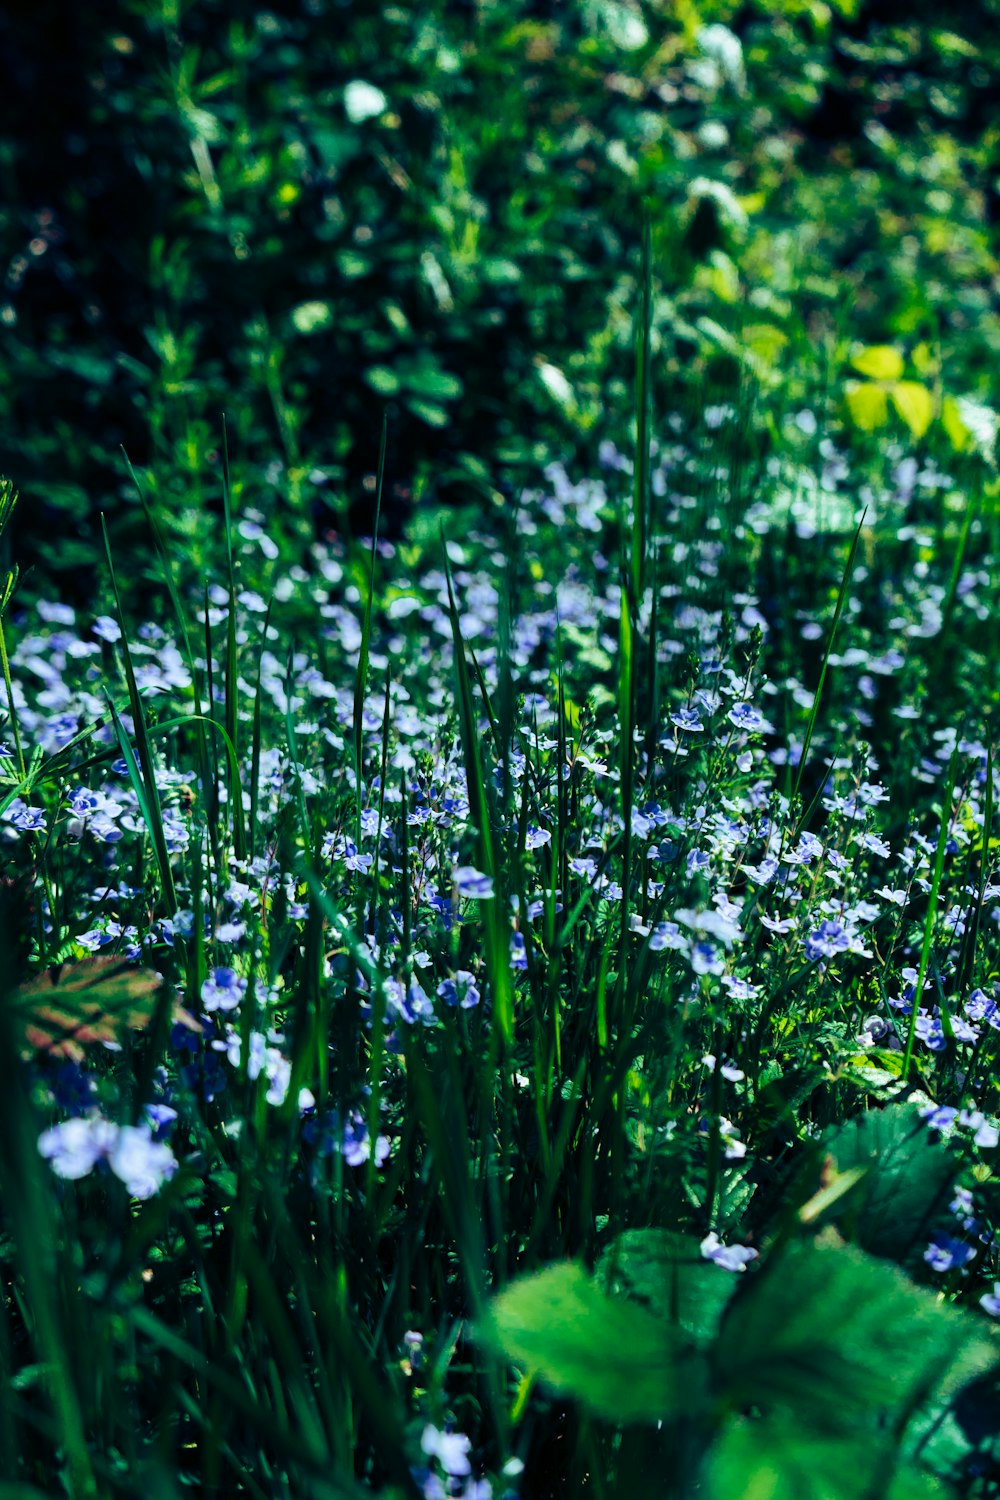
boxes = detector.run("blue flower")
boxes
[437,971,481,1009]
[804,920,851,963]
[201,967,247,1013]
[980,1283,1000,1317]
[454,866,494,900]
[924,1233,976,1272]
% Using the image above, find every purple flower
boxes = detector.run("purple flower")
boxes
[454,866,494,900]
[340,1110,390,1167]
[38,1117,118,1179]
[109,1125,178,1198]
[38,1114,176,1198]
[3,799,47,833]
[201,967,247,1013]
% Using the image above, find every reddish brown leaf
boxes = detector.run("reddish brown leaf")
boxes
[10,956,198,1059]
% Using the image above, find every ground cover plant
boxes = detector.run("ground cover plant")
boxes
[4,3,1000,1499]
[4,354,1000,1497]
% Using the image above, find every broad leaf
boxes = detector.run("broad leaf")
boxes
[845,380,889,431]
[485,1262,708,1423]
[811,1102,955,1260]
[10,957,196,1060]
[714,1236,997,1431]
[705,1418,950,1500]
[597,1231,737,1345]
[890,381,934,440]
[850,345,904,380]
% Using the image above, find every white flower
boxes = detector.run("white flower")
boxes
[38,1117,117,1179]
[344,80,388,124]
[109,1126,177,1199]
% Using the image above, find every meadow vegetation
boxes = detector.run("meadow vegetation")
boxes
[2,2,1000,1497]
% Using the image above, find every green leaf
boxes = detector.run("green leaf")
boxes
[290,301,334,336]
[850,345,905,380]
[705,1418,951,1500]
[401,364,462,401]
[941,395,971,452]
[597,1231,737,1344]
[890,381,934,440]
[405,397,450,428]
[845,380,889,431]
[809,1103,956,1260]
[485,1263,708,1423]
[364,365,401,396]
[715,1236,997,1431]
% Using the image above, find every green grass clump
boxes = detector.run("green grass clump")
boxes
[2,362,1000,1497]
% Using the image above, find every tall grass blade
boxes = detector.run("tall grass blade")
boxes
[632,208,652,601]
[442,539,514,1046]
[101,516,179,912]
[792,508,866,818]
[354,415,387,846]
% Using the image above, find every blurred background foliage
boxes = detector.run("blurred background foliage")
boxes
[1,0,999,588]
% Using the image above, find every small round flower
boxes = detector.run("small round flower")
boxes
[454,867,494,900]
[201,967,248,1013]
[980,1283,1000,1317]
[109,1125,177,1199]
[728,703,772,734]
[438,971,482,1009]
[670,707,704,733]
[92,615,122,643]
[924,1233,976,1272]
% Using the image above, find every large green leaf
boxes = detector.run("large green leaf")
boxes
[714,1236,997,1431]
[596,1231,737,1345]
[485,1263,708,1423]
[705,1418,950,1500]
[809,1103,956,1260]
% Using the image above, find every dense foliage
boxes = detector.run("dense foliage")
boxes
[3,0,1000,573]
[3,1,1000,1497]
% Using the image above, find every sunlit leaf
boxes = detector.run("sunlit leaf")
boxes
[850,345,904,380]
[290,301,334,336]
[845,380,889,431]
[537,361,575,412]
[890,381,934,439]
[941,395,972,452]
